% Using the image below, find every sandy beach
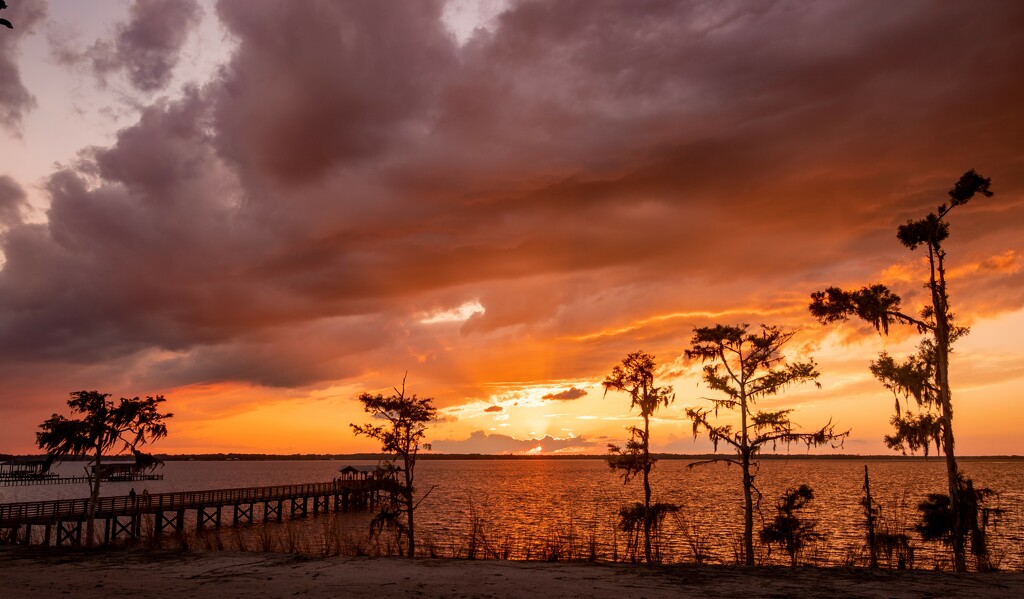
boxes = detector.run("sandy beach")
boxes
[2,547,1023,598]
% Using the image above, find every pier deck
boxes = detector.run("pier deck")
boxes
[0,479,376,546]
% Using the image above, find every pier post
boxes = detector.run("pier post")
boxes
[233,503,254,525]
[56,520,82,546]
[264,500,282,522]
[290,497,308,518]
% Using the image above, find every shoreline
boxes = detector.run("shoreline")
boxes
[4,453,1024,462]
[2,547,1023,598]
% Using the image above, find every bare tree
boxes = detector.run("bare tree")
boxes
[37,390,171,546]
[684,324,847,566]
[809,170,993,571]
[351,377,436,557]
[603,351,676,563]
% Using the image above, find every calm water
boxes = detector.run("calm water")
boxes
[4,458,1022,569]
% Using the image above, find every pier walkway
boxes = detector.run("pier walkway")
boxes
[0,479,376,546]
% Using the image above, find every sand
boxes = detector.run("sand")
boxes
[2,547,1023,598]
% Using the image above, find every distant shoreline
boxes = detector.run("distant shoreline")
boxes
[3,452,1021,462]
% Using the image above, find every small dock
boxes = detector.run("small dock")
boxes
[0,473,164,487]
[1,457,164,487]
[0,479,376,547]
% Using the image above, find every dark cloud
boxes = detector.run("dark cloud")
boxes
[213,0,457,185]
[430,430,596,454]
[0,176,26,227]
[1,0,1023,422]
[483,405,503,413]
[0,1,46,133]
[55,0,202,93]
[542,387,588,401]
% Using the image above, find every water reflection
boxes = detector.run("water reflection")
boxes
[3,458,1022,568]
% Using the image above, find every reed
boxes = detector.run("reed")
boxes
[461,503,488,559]
[672,511,710,565]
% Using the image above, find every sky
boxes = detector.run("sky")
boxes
[0,0,1022,456]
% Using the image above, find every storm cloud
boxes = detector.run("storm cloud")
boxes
[0,1,46,133]
[0,175,26,227]
[55,0,202,92]
[1,1,1023,451]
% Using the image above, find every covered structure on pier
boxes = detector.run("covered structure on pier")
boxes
[337,464,401,482]
[89,455,162,481]
[0,457,54,480]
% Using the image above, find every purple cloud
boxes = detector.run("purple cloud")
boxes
[0,0,1022,419]
[542,387,588,401]
[0,1,46,133]
[0,176,26,226]
[430,430,596,454]
[55,0,201,93]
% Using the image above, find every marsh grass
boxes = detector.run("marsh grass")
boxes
[672,510,711,564]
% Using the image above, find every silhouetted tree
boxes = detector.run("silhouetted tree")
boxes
[351,377,436,557]
[760,484,822,566]
[37,391,171,546]
[684,324,847,566]
[809,170,993,571]
[602,351,676,563]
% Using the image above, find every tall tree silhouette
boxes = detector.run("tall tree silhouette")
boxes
[603,351,676,563]
[37,391,171,546]
[351,377,436,557]
[684,324,846,566]
[809,170,993,571]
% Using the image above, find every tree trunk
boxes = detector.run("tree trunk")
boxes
[741,449,754,566]
[939,389,963,571]
[740,378,754,566]
[642,414,652,563]
[404,456,415,558]
[932,246,965,571]
[87,448,101,547]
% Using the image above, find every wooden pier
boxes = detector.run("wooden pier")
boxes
[0,479,376,547]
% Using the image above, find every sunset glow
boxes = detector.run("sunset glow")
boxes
[1,1,1022,457]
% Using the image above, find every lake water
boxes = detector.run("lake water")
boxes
[3,457,1022,569]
